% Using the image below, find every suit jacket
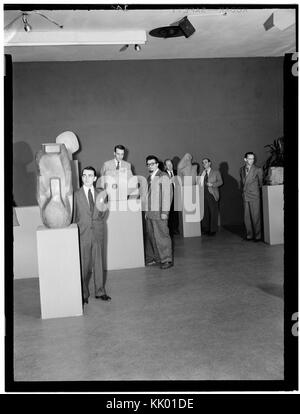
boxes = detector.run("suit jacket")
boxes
[205,169,223,202]
[100,159,132,177]
[240,165,263,202]
[145,169,173,220]
[73,187,106,243]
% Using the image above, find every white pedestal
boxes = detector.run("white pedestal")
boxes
[14,206,42,279]
[177,184,204,237]
[105,200,145,270]
[262,185,284,245]
[36,224,83,319]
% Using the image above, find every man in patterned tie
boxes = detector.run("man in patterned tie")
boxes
[73,166,111,305]
[145,156,173,269]
[240,152,263,242]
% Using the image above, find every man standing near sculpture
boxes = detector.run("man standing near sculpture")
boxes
[240,152,263,242]
[73,166,111,304]
[145,156,173,269]
[201,158,223,236]
[100,144,133,177]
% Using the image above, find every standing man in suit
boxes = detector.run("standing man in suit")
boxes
[201,158,223,236]
[73,166,111,305]
[164,159,179,236]
[100,144,133,177]
[240,152,263,242]
[144,155,173,269]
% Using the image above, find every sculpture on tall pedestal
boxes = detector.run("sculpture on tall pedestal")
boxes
[36,131,79,228]
[177,153,198,185]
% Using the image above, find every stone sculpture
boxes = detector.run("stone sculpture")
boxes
[36,131,79,228]
[177,153,198,185]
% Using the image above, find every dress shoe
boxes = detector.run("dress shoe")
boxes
[242,237,253,241]
[95,294,111,301]
[160,262,173,270]
[253,238,262,243]
[146,260,160,266]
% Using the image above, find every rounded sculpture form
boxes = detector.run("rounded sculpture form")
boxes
[36,142,73,228]
[95,189,109,212]
[56,131,79,159]
[177,153,198,185]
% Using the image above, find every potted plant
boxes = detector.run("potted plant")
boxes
[263,136,284,185]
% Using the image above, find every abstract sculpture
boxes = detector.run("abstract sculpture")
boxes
[36,131,79,228]
[177,153,198,185]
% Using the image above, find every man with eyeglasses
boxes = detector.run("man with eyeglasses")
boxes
[240,152,263,242]
[144,155,173,269]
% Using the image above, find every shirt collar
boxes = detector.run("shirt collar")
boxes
[83,185,95,198]
[151,168,159,179]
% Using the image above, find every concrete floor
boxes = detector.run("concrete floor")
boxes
[13,228,283,381]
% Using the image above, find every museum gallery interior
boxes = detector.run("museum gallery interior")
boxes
[5,6,297,389]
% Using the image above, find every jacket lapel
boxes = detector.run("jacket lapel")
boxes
[244,166,253,185]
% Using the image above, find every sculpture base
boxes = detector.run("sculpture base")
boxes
[262,185,283,245]
[178,184,203,237]
[36,224,83,319]
[104,200,145,270]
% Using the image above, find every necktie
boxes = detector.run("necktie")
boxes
[246,166,250,175]
[147,175,151,190]
[204,170,208,184]
[88,189,94,212]
[116,161,120,170]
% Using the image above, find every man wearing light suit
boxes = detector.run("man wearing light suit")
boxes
[100,144,133,177]
[201,158,223,236]
[73,166,111,305]
[240,152,263,242]
[144,155,173,269]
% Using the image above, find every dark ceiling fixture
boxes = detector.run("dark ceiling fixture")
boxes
[149,16,195,39]
[263,10,295,31]
[119,44,129,52]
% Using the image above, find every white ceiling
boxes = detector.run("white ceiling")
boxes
[4,8,296,62]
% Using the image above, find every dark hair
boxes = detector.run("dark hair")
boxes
[146,155,159,164]
[202,158,211,163]
[114,145,125,152]
[82,166,97,177]
[244,152,255,159]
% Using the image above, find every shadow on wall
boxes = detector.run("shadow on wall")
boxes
[219,161,244,235]
[13,141,37,206]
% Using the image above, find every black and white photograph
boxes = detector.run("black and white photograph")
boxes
[4,2,298,394]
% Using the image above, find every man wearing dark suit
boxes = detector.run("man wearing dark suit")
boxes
[73,166,111,305]
[144,155,173,269]
[201,158,223,236]
[164,159,179,236]
[240,152,263,242]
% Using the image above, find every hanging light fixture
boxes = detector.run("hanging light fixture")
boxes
[5,10,63,34]
[22,13,32,32]
[134,44,141,52]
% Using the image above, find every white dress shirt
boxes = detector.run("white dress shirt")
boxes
[83,185,95,204]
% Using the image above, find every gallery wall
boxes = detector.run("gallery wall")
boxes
[12,57,283,225]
